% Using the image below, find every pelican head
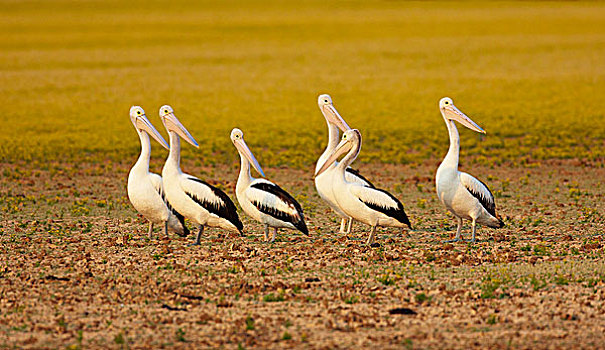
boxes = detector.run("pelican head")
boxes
[129,106,169,150]
[159,105,199,148]
[318,94,351,132]
[315,129,361,177]
[439,97,485,134]
[230,128,265,177]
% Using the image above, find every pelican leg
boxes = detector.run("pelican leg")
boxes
[271,227,277,243]
[264,225,269,242]
[191,226,203,246]
[456,217,464,240]
[164,221,169,237]
[346,218,353,234]
[339,218,347,233]
[148,222,154,239]
[465,219,477,243]
[443,217,463,243]
[366,225,377,245]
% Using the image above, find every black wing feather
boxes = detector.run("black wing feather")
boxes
[250,182,308,235]
[463,178,497,218]
[156,186,190,237]
[346,167,375,188]
[166,201,190,237]
[185,178,243,232]
[358,188,412,229]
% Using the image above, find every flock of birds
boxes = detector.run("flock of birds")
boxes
[127,95,504,246]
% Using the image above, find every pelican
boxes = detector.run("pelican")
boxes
[159,105,243,245]
[127,106,189,239]
[315,94,375,234]
[315,129,411,245]
[435,97,504,243]
[230,128,308,242]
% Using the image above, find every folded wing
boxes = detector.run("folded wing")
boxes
[180,176,243,232]
[350,185,411,228]
[246,179,308,235]
[460,172,497,218]
[345,167,375,188]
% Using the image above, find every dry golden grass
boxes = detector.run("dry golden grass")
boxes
[1,0,604,166]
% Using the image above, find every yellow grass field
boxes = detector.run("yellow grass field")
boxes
[1,0,604,166]
[1,1,605,349]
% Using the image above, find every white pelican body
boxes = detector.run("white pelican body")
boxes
[126,106,189,239]
[435,97,504,242]
[316,129,411,245]
[314,94,374,234]
[159,105,242,245]
[231,128,308,242]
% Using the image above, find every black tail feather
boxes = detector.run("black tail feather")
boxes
[173,209,190,237]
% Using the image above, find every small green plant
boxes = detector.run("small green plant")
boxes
[282,331,292,340]
[533,244,549,256]
[480,278,501,299]
[415,292,431,304]
[114,333,125,345]
[176,328,186,342]
[344,295,359,304]
[377,273,395,286]
[555,275,569,285]
[245,316,255,330]
[530,275,547,291]
[263,292,285,302]
[487,314,497,325]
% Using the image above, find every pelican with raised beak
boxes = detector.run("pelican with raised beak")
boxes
[315,129,411,245]
[315,94,375,234]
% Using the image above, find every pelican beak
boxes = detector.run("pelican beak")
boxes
[314,136,352,177]
[234,139,265,177]
[442,105,486,134]
[162,112,199,148]
[321,104,351,132]
[136,115,169,150]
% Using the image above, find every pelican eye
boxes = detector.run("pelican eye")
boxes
[137,111,142,115]
[324,99,328,103]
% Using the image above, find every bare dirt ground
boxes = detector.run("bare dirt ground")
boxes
[1,160,604,349]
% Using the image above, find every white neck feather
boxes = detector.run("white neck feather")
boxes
[316,121,340,173]
[441,118,460,170]
[335,139,360,181]
[132,131,151,173]
[236,151,253,191]
[165,131,182,173]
